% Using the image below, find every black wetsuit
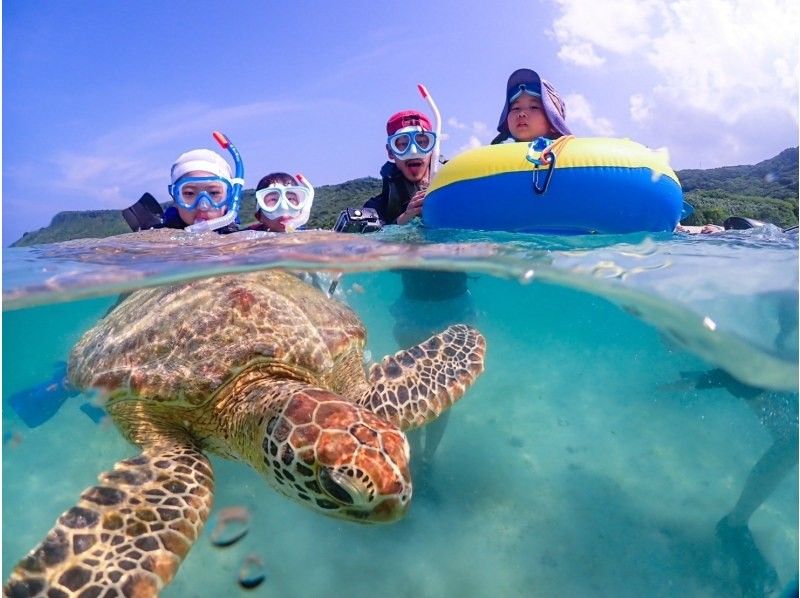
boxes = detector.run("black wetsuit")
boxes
[363,161,469,305]
[363,162,420,225]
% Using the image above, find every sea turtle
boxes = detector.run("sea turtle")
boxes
[4,270,485,597]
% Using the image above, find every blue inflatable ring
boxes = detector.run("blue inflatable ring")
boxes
[423,137,684,234]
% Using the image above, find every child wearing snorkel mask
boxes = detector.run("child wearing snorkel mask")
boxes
[248,172,314,233]
[165,148,240,233]
[491,68,571,144]
[363,110,436,226]
[248,171,337,296]
[362,109,476,472]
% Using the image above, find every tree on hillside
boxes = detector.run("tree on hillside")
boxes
[10,148,798,246]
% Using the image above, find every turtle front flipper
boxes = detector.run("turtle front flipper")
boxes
[358,324,486,431]
[4,441,214,598]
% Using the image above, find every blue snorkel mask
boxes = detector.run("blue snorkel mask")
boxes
[169,176,235,211]
[509,83,541,103]
[387,128,437,160]
[176,131,245,233]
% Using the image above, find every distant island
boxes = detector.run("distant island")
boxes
[11,178,383,247]
[10,148,798,247]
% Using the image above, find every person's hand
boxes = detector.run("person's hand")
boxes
[397,189,426,225]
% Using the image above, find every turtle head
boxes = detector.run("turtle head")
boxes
[260,388,411,523]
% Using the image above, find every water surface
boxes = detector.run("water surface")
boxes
[3,227,797,596]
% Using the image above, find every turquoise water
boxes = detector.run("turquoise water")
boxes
[2,227,798,597]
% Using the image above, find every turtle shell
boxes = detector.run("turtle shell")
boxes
[69,271,366,404]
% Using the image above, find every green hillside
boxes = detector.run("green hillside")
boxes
[11,210,135,247]
[10,148,798,247]
[221,177,382,230]
[679,147,798,227]
[11,177,382,247]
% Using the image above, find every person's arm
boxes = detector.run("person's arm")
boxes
[675,223,725,234]
[396,189,425,225]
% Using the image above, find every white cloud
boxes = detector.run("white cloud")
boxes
[447,117,467,130]
[458,136,484,154]
[445,119,493,155]
[564,94,615,136]
[551,0,668,57]
[551,0,799,123]
[93,100,304,154]
[557,42,605,67]
[471,121,490,136]
[648,0,799,122]
[52,153,158,207]
[629,94,652,123]
[39,99,317,210]
[721,133,743,156]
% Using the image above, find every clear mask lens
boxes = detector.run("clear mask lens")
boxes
[255,185,310,213]
[170,177,232,210]
[388,131,436,157]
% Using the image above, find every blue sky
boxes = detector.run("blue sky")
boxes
[2,0,798,244]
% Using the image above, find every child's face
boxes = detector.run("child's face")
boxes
[256,210,292,232]
[178,204,227,225]
[507,95,551,142]
[175,170,228,225]
[393,153,431,184]
[385,127,433,184]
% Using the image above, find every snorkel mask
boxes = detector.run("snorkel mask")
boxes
[170,176,233,211]
[172,131,245,234]
[256,174,315,230]
[509,83,541,103]
[387,127,437,161]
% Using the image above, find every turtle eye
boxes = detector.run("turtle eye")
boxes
[318,467,354,505]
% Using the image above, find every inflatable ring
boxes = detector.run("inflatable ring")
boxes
[423,137,683,234]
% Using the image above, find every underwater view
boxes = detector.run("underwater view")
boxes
[2,227,798,597]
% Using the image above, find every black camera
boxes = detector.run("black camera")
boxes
[333,207,383,234]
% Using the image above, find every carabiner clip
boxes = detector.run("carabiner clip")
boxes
[526,137,557,195]
[532,150,556,194]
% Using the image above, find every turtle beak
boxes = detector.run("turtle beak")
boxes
[371,496,408,522]
[341,493,409,524]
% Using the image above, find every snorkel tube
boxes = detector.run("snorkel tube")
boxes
[290,173,315,231]
[417,84,442,174]
[296,173,315,204]
[185,131,244,233]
